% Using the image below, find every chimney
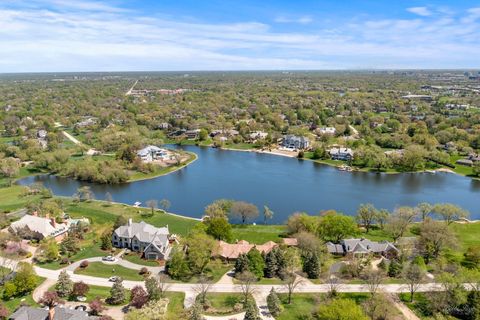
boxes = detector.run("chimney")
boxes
[48,307,55,320]
[32,211,38,217]
[50,218,56,228]
[128,218,132,226]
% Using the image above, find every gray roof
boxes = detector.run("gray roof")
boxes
[10,306,96,320]
[326,239,397,254]
[114,221,169,248]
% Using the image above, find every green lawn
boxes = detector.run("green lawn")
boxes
[399,292,432,319]
[224,143,259,150]
[169,260,232,284]
[38,243,109,270]
[199,293,245,316]
[74,262,145,281]
[231,225,286,244]
[276,293,371,320]
[165,292,185,320]
[122,253,159,267]
[0,185,42,212]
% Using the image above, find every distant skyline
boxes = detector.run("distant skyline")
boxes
[1,0,479,72]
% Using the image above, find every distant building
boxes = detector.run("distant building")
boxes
[185,129,200,139]
[401,94,433,101]
[112,219,173,260]
[137,145,168,162]
[329,147,354,161]
[249,131,268,140]
[75,117,97,128]
[157,122,170,130]
[317,127,336,135]
[326,238,398,258]
[281,135,310,149]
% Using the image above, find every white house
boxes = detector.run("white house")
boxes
[282,135,310,150]
[137,145,168,162]
[9,214,71,242]
[329,147,354,161]
[317,127,336,135]
[249,131,268,140]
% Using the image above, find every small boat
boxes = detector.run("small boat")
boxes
[133,201,141,207]
[425,170,436,174]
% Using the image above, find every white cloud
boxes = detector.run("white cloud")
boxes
[0,1,479,71]
[274,15,313,24]
[407,7,432,17]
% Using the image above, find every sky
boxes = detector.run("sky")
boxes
[0,0,479,72]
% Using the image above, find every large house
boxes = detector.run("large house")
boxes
[112,219,172,260]
[9,306,97,320]
[216,240,278,261]
[281,135,310,150]
[9,214,71,242]
[329,147,354,161]
[137,145,168,162]
[326,238,398,258]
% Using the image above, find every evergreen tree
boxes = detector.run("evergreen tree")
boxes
[235,253,250,274]
[55,270,73,297]
[247,248,265,279]
[303,251,321,279]
[108,278,126,305]
[100,230,112,251]
[467,290,480,320]
[244,299,260,320]
[264,250,278,278]
[388,260,403,278]
[186,302,204,320]
[274,247,287,277]
[266,288,282,317]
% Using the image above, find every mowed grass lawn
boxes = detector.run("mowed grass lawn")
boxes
[0,185,42,212]
[199,293,245,316]
[231,225,286,244]
[276,293,371,320]
[122,253,159,267]
[74,262,144,281]
[38,242,109,270]
[2,276,45,313]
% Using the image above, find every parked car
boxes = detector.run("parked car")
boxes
[108,276,119,282]
[102,256,116,262]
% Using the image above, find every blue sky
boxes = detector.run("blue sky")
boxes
[0,0,479,72]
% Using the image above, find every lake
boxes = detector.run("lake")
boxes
[17,145,480,223]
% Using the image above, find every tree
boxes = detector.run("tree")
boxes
[325,274,342,297]
[403,263,425,302]
[186,232,217,275]
[376,209,389,230]
[194,276,212,306]
[205,217,232,241]
[363,268,385,296]
[473,162,480,177]
[55,270,73,297]
[75,186,94,201]
[44,240,59,261]
[39,291,64,308]
[237,271,258,305]
[283,247,302,275]
[243,298,261,320]
[166,247,190,280]
[282,273,305,304]
[108,278,126,305]
[100,230,113,251]
[146,199,158,215]
[264,250,278,278]
[317,213,357,243]
[247,248,265,279]
[104,192,113,204]
[0,303,8,320]
[303,251,321,279]
[114,215,127,229]
[12,262,37,295]
[267,288,282,317]
[384,207,417,242]
[60,235,79,257]
[316,298,369,320]
[204,199,233,219]
[263,206,274,225]
[356,203,377,233]
[230,201,259,224]
[388,260,403,278]
[0,157,20,178]
[417,202,433,222]
[416,218,457,263]
[72,281,89,297]
[159,199,171,211]
[186,302,204,320]
[130,285,149,308]
[464,246,480,269]
[86,298,104,316]
[433,203,469,225]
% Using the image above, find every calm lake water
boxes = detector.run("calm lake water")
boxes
[17,145,480,223]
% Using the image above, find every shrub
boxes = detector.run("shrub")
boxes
[80,260,89,268]
[72,281,90,297]
[2,282,17,299]
[60,257,71,265]
[139,267,149,275]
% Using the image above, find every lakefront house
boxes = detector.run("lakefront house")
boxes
[326,238,398,258]
[112,219,173,260]
[281,135,310,150]
[9,214,71,242]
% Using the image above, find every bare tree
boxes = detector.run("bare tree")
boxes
[282,272,305,304]
[363,268,385,296]
[416,202,432,222]
[230,201,259,224]
[237,271,258,304]
[145,199,158,215]
[385,206,417,242]
[263,205,274,225]
[193,275,212,306]
[325,273,342,298]
[403,263,425,302]
[159,199,171,212]
[104,192,113,204]
[433,203,469,225]
[157,273,172,298]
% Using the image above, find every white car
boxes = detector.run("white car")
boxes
[108,276,119,282]
[102,256,116,262]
